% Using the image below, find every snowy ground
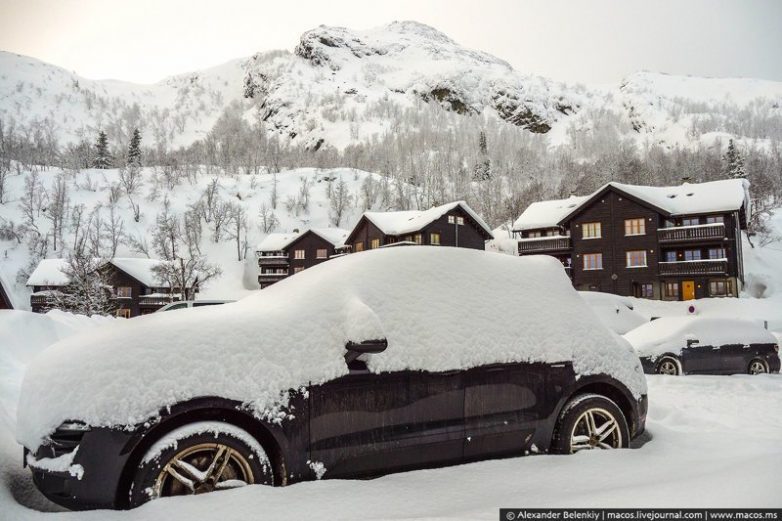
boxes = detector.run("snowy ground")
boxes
[1,309,780,519]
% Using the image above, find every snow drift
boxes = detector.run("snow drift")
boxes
[16,247,646,449]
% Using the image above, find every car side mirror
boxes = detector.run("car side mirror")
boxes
[345,339,387,364]
[686,338,699,348]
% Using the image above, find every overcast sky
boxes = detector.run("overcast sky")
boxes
[1,0,780,85]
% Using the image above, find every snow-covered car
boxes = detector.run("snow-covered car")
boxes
[156,299,235,312]
[624,316,780,375]
[578,291,648,335]
[17,247,647,510]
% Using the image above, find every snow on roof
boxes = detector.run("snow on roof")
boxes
[109,258,167,288]
[256,233,301,252]
[17,247,644,448]
[514,179,750,231]
[623,316,777,357]
[26,259,70,287]
[605,179,750,216]
[512,195,589,231]
[361,201,493,237]
[310,228,349,247]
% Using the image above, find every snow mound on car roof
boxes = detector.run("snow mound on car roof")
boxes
[624,316,778,357]
[16,247,645,448]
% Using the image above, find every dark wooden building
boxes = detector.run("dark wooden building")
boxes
[26,258,191,316]
[344,201,493,253]
[0,275,13,310]
[256,228,349,289]
[512,180,750,301]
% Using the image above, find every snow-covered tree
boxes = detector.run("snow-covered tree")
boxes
[126,128,142,167]
[48,249,116,316]
[329,176,353,226]
[723,139,746,179]
[93,131,112,169]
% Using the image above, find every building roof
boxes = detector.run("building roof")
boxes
[108,258,168,288]
[512,195,589,232]
[359,201,494,238]
[26,259,70,287]
[513,179,751,231]
[257,228,350,252]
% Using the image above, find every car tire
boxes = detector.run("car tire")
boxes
[655,355,681,376]
[128,421,274,508]
[748,358,769,375]
[551,393,630,454]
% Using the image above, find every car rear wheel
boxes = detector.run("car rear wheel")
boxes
[551,394,629,454]
[655,356,681,376]
[129,422,274,507]
[748,358,768,375]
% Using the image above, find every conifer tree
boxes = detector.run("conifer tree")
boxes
[93,131,112,169]
[126,128,142,167]
[722,139,746,179]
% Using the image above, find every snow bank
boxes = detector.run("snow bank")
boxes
[16,247,645,449]
[623,316,778,357]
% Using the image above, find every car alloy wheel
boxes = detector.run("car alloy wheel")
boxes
[569,407,623,452]
[656,357,680,375]
[748,359,768,375]
[153,443,255,497]
[550,393,630,454]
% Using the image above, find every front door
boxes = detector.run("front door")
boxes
[308,368,464,478]
[682,280,695,300]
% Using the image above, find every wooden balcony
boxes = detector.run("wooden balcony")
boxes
[658,259,728,276]
[139,295,176,307]
[658,224,725,243]
[257,256,289,267]
[517,236,572,254]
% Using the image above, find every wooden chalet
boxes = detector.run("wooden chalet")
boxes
[256,228,349,289]
[344,201,493,252]
[512,179,750,300]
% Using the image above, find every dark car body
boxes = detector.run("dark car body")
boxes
[639,342,780,375]
[27,360,647,510]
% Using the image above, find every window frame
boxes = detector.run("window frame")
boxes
[370,238,380,249]
[355,241,364,252]
[639,283,654,299]
[115,286,132,298]
[664,282,680,298]
[582,253,603,271]
[624,218,646,236]
[581,222,602,239]
[625,250,648,268]
[294,249,305,260]
[316,248,328,259]
[430,232,441,245]
[116,308,131,319]
[684,249,702,261]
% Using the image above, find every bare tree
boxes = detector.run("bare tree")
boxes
[328,176,353,227]
[104,205,125,257]
[227,203,249,260]
[48,246,116,316]
[258,203,279,233]
[43,173,69,252]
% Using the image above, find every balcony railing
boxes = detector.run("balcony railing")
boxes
[139,295,176,306]
[658,223,725,243]
[658,259,728,276]
[517,236,572,254]
[258,256,290,267]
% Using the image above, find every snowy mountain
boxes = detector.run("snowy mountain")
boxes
[2,21,781,152]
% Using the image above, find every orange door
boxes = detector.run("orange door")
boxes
[682,280,695,300]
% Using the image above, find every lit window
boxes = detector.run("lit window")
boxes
[456,216,464,225]
[294,249,305,260]
[583,253,603,270]
[665,282,680,298]
[370,238,380,249]
[355,242,364,252]
[684,250,701,261]
[430,232,441,245]
[624,218,646,236]
[116,308,131,319]
[316,248,328,259]
[414,234,422,245]
[582,222,601,239]
[626,250,647,268]
[116,286,132,298]
[708,248,726,260]
[448,216,455,224]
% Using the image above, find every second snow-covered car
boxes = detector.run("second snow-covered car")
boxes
[17,247,647,510]
[624,316,780,375]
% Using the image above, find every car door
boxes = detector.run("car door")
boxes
[462,362,548,461]
[308,361,464,478]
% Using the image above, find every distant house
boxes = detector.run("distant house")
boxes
[512,179,750,300]
[344,201,493,252]
[26,257,194,316]
[256,228,349,289]
[0,276,13,310]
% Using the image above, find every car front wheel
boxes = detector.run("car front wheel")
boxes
[748,358,768,375]
[655,356,681,376]
[551,394,629,454]
[129,421,274,507]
